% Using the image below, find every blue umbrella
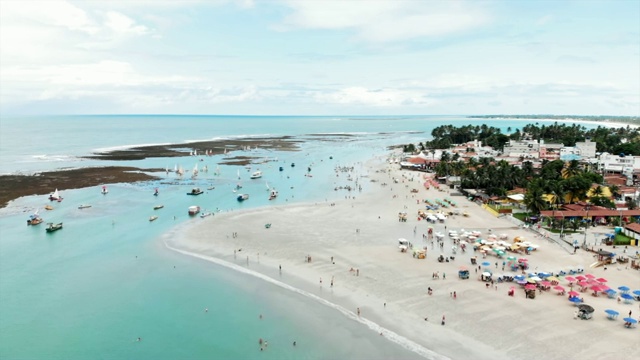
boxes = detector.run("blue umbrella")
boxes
[605,309,619,316]
[618,286,630,292]
[538,272,551,278]
[620,293,634,300]
[623,317,637,324]
[633,290,640,296]
[481,261,491,267]
[514,275,525,281]
[569,297,582,303]
[605,289,616,294]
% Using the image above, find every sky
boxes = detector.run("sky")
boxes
[0,0,639,116]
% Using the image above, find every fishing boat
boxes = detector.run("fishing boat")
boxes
[44,205,54,210]
[200,212,212,218]
[48,189,63,202]
[101,186,108,194]
[188,206,200,216]
[237,194,249,202]
[250,170,262,179]
[78,204,92,209]
[153,205,164,210]
[27,210,43,225]
[187,187,204,195]
[46,222,63,233]
[149,215,158,222]
[269,190,278,200]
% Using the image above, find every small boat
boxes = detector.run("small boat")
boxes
[149,215,158,222]
[269,190,278,200]
[101,186,108,194]
[279,166,283,171]
[154,188,159,196]
[207,186,215,190]
[46,222,63,233]
[188,205,200,216]
[27,211,43,225]
[291,163,295,167]
[44,205,54,211]
[78,204,92,209]
[250,170,263,179]
[237,194,249,202]
[200,212,212,218]
[187,187,204,196]
[153,205,164,210]
[49,189,63,202]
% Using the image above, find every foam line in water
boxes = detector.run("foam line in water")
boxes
[163,239,449,360]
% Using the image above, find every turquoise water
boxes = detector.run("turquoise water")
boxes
[0,115,603,359]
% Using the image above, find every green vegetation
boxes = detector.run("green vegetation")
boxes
[614,233,632,246]
[469,115,640,125]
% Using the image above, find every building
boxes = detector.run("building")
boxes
[597,153,640,185]
[560,139,598,161]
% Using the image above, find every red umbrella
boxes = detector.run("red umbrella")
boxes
[596,278,607,283]
[525,284,536,290]
[590,285,602,291]
[578,280,589,286]
[585,274,595,279]
[565,276,576,282]
[568,291,580,297]
[600,285,610,291]
[576,275,586,281]
[554,285,565,291]
[541,280,551,287]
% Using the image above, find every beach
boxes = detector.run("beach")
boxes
[167,154,640,360]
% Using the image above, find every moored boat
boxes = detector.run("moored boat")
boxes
[250,170,262,179]
[188,206,200,216]
[46,222,63,232]
[149,215,158,222]
[49,189,63,202]
[78,204,92,209]
[27,211,43,225]
[44,205,54,210]
[269,190,278,200]
[200,212,212,218]
[237,194,249,202]
[153,205,164,210]
[187,187,204,195]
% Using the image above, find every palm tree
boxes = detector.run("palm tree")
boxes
[524,181,548,214]
[626,198,637,210]
[608,184,620,200]
[562,160,582,178]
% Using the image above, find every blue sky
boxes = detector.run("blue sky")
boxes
[1,0,638,116]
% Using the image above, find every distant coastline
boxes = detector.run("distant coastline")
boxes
[468,115,640,127]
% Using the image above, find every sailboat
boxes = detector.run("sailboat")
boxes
[192,164,199,178]
[176,165,184,177]
[101,186,108,194]
[214,165,221,176]
[27,209,43,225]
[49,189,62,202]
[237,169,241,180]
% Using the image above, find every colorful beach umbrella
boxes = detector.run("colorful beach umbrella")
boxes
[569,297,582,303]
[568,291,580,297]
[575,275,586,281]
[623,318,638,323]
[596,278,607,283]
[632,290,640,296]
[605,309,619,316]
[514,275,525,281]
[585,274,595,279]
[481,261,491,267]
[541,280,551,287]
[565,276,576,282]
[553,285,565,291]
[525,284,536,290]
[618,286,630,292]
[620,293,634,300]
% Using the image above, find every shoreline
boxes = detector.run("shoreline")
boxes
[166,154,640,360]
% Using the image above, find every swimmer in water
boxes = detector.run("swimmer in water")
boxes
[137,337,142,342]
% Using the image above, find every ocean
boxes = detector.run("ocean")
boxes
[0,115,602,359]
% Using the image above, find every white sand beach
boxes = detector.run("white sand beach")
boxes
[166,155,640,360]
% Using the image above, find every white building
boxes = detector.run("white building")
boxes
[597,152,640,174]
[575,139,597,158]
[503,139,541,159]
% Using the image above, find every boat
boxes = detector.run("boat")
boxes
[237,194,249,202]
[149,215,158,222]
[45,222,63,233]
[200,212,212,218]
[48,189,63,202]
[250,170,262,179]
[78,204,92,209]
[279,166,284,171]
[44,205,54,211]
[269,190,278,200]
[192,164,199,178]
[154,188,159,196]
[27,210,43,225]
[188,206,200,216]
[187,187,203,195]
[101,186,108,194]
[207,186,215,190]
[153,205,164,210]
[291,163,295,167]
[237,169,241,180]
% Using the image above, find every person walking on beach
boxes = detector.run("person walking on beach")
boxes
[357,307,361,316]
[441,315,445,326]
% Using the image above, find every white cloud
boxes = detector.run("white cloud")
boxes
[315,87,430,107]
[280,0,490,42]
[104,11,150,35]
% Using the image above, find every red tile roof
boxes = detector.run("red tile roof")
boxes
[540,209,640,218]
[625,223,640,234]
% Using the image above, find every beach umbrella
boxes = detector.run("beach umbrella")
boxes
[541,280,551,287]
[525,284,536,290]
[618,286,630,292]
[590,285,603,292]
[518,258,528,262]
[632,290,640,296]
[553,285,565,292]
[575,275,586,281]
[596,278,607,283]
[565,276,576,282]
[578,304,594,313]
[529,276,542,282]
[605,289,616,295]
[605,309,619,316]
[481,261,491,267]
[514,275,525,281]
[623,318,638,324]
[568,291,580,297]
[578,280,589,287]
[507,256,516,261]
[620,293,634,300]
[585,274,595,279]
[569,297,582,303]
[517,280,527,285]
[459,266,468,271]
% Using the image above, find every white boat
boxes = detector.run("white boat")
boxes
[101,186,108,194]
[200,212,212,218]
[78,204,92,209]
[188,206,200,216]
[237,194,249,202]
[192,164,199,178]
[250,170,262,179]
[269,189,278,200]
[27,210,43,225]
[153,205,164,210]
[237,169,241,180]
[149,215,158,222]
[49,189,63,202]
